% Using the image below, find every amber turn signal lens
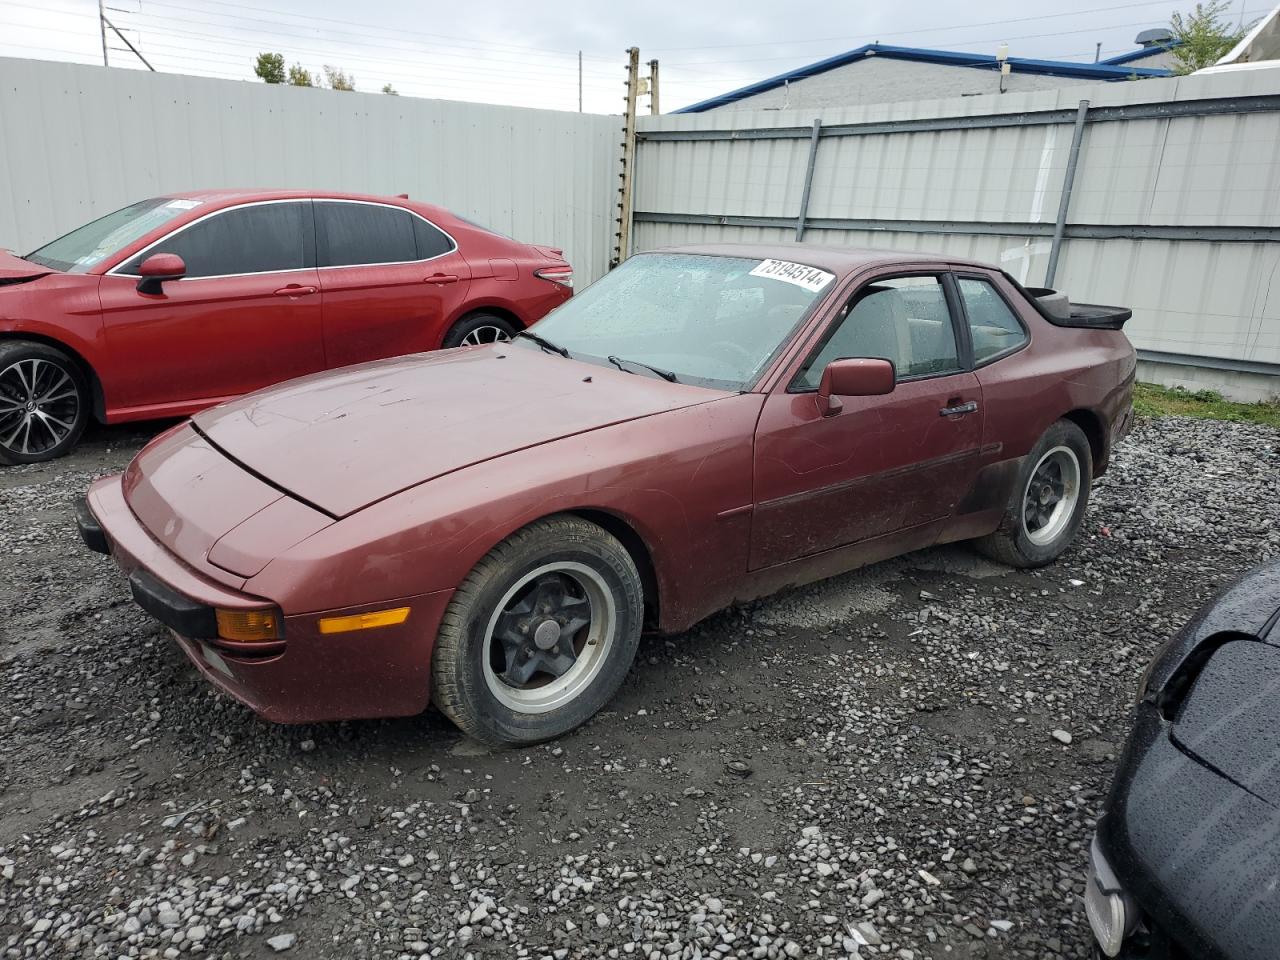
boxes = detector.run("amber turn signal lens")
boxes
[318,606,411,635]
[216,608,282,643]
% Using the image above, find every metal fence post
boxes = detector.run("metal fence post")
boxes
[794,119,822,241]
[1045,99,1089,288]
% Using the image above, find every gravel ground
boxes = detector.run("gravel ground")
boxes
[2,414,1278,960]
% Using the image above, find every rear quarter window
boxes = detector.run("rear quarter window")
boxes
[317,202,417,266]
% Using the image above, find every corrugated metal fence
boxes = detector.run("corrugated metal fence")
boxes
[633,69,1280,398]
[0,57,621,283]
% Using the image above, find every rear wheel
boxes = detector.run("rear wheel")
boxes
[0,341,90,465]
[442,313,519,348]
[430,516,644,746]
[975,419,1092,568]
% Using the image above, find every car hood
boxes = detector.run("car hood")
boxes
[0,250,54,282]
[193,345,726,518]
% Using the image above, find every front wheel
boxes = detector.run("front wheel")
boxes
[0,341,90,466]
[975,419,1093,568]
[430,516,644,746]
[441,313,519,349]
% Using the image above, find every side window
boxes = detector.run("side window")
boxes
[118,202,308,277]
[413,217,454,259]
[316,202,418,266]
[793,275,960,390]
[959,277,1029,364]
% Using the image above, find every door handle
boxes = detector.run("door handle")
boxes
[425,273,459,285]
[274,284,317,297]
[940,400,979,418]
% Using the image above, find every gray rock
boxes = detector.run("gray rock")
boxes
[267,932,298,952]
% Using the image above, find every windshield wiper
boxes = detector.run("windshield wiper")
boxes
[607,355,679,383]
[514,330,569,357]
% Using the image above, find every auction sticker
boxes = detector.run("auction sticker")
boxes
[749,259,834,292]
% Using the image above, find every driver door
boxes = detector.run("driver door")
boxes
[97,200,325,414]
[749,272,984,569]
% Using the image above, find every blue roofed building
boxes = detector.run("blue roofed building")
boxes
[674,32,1178,114]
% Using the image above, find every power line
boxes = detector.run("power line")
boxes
[649,0,1185,51]
[3,0,618,76]
[137,0,620,62]
[659,13,1266,66]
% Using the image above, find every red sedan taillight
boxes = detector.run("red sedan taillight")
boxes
[534,266,573,289]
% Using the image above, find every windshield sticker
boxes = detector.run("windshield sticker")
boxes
[749,259,834,293]
[165,199,202,210]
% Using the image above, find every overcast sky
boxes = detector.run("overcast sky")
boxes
[0,0,1264,113]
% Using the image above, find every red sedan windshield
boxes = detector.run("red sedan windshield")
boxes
[25,197,200,273]
[524,253,836,390]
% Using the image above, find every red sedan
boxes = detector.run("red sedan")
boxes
[79,244,1135,745]
[0,190,572,463]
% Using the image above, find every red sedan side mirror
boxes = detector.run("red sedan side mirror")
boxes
[136,253,186,295]
[816,357,896,417]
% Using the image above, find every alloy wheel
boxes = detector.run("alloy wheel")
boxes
[1022,445,1081,546]
[482,561,616,714]
[460,325,512,346]
[0,358,80,457]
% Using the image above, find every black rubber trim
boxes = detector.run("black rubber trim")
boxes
[75,497,110,554]
[128,568,218,639]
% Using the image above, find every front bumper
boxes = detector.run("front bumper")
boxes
[79,476,455,723]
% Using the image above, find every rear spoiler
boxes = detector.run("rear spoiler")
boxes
[1020,283,1132,330]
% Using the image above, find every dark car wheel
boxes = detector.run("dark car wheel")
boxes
[0,341,90,466]
[442,313,519,348]
[975,419,1093,568]
[431,516,644,746]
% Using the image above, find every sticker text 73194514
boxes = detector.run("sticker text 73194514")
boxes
[749,259,834,293]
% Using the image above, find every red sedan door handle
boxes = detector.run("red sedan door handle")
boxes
[274,284,317,297]
[425,273,459,285]
[940,400,979,418]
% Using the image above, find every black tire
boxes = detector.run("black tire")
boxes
[0,340,90,466]
[975,419,1093,568]
[441,313,519,349]
[431,516,644,746]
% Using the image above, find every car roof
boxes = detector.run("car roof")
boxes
[650,242,994,277]
[162,188,404,204]
[157,188,454,219]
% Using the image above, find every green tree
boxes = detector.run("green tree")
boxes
[287,64,314,87]
[323,65,356,91]
[253,52,285,84]
[381,83,399,95]
[1169,1,1254,74]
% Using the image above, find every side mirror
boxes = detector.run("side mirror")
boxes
[136,253,186,295]
[816,357,895,417]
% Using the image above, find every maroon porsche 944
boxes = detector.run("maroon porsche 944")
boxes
[79,244,1135,745]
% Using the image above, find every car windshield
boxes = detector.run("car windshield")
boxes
[521,253,835,390]
[24,197,200,273]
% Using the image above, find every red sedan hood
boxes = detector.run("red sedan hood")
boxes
[193,345,723,518]
[0,250,53,281]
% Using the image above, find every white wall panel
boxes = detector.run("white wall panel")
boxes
[0,58,620,282]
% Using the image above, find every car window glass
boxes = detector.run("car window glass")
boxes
[413,217,454,259]
[317,202,418,266]
[27,197,195,273]
[959,277,1028,363]
[117,202,307,277]
[794,275,959,390]
[525,253,832,391]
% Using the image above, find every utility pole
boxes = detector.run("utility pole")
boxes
[102,16,155,71]
[611,47,640,268]
[98,0,108,66]
[648,59,660,115]
[578,51,583,113]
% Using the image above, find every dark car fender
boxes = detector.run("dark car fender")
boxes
[1139,560,1280,707]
